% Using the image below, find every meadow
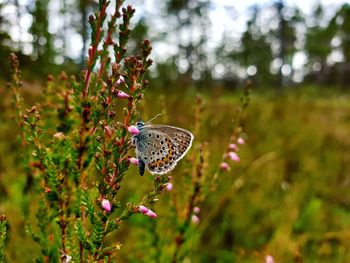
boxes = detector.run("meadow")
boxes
[1,83,349,262]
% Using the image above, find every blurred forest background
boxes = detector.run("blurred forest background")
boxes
[1,0,350,262]
[1,0,350,88]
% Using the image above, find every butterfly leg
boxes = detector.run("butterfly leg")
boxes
[138,158,145,176]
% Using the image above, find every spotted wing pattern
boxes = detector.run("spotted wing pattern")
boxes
[135,125,194,175]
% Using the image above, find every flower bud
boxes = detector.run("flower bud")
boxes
[166,182,173,191]
[220,162,231,171]
[129,157,139,165]
[237,137,245,145]
[138,205,149,214]
[228,143,238,151]
[228,152,240,162]
[53,132,65,139]
[128,125,140,135]
[139,205,157,218]
[191,215,200,224]
[145,210,157,218]
[193,207,200,214]
[102,199,111,212]
[116,76,125,85]
[265,255,275,263]
[116,90,130,99]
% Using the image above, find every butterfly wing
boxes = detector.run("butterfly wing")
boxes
[135,125,194,175]
[147,125,194,161]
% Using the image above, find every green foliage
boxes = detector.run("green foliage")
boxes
[2,9,248,261]
[2,0,350,262]
[4,0,160,261]
[0,215,7,262]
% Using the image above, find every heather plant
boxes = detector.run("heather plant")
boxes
[122,85,251,262]
[0,215,7,262]
[4,0,250,262]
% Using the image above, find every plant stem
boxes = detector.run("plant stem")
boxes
[83,1,108,98]
[172,143,204,262]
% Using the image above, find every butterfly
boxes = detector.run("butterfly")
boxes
[132,117,194,176]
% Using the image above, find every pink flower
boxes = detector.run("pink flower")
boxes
[101,199,111,212]
[116,90,130,99]
[53,132,65,139]
[220,162,231,171]
[166,182,173,191]
[193,207,200,214]
[265,255,275,263]
[138,205,157,218]
[128,125,140,135]
[138,205,149,214]
[129,157,139,165]
[116,76,125,85]
[228,143,238,151]
[145,210,158,218]
[228,152,240,162]
[191,215,200,224]
[237,137,245,145]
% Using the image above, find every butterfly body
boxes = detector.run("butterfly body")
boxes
[132,121,194,176]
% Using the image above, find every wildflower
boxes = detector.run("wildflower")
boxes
[228,143,238,151]
[228,152,240,162]
[129,157,139,165]
[166,182,173,191]
[145,210,158,218]
[116,90,130,99]
[101,199,111,212]
[53,132,65,139]
[116,75,125,85]
[193,207,200,214]
[191,215,200,224]
[265,255,274,263]
[220,162,231,171]
[138,205,149,214]
[128,125,140,135]
[138,205,157,218]
[237,137,245,145]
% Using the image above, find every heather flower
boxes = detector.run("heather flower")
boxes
[116,90,130,99]
[237,137,245,145]
[193,207,200,214]
[228,143,238,151]
[128,125,139,135]
[101,199,111,212]
[116,75,125,85]
[228,152,240,162]
[220,162,231,171]
[138,205,157,218]
[129,157,139,165]
[191,215,200,224]
[265,255,275,263]
[138,205,149,214]
[145,210,158,218]
[53,132,65,139]
[166,182,173,191]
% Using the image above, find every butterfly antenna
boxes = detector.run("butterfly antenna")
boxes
[145,114,162,124]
